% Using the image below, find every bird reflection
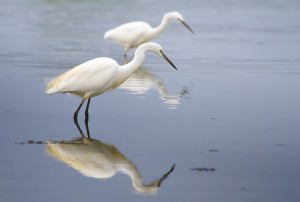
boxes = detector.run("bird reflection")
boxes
[46,117,175,195]
[119,60,189,109]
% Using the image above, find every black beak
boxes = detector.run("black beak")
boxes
[177,18,194,33]
[160,50,177,70]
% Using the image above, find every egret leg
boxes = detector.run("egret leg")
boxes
[84,98,91,139]
[74,98,86,121]
[73,99,86,138]
[85,98,91,117]
[85,117,91,139]
[74,116,85,138]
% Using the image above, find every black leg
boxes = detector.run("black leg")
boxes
[85,98,91,139]
[74,98,86,121]
[73,98,86,138]
[85,98,91,118]
[85,116,91,139]
[74,115,85,138]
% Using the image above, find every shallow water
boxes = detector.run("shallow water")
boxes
[1,0,300,201]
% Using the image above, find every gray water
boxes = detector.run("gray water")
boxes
[1,0,300,201]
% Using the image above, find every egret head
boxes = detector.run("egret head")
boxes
[166,11,194,34]
[138,42,177,70]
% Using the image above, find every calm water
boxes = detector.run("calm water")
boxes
[1,0,300,201]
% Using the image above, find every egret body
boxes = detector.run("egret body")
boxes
[45,42,177,121]
[104,11,194,56]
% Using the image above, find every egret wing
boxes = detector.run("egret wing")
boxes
[46,58,119,97]
[105,21,152,46]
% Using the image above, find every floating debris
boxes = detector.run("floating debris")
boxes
[15,141,26,144]
[208,149,219,152]
[191,167,216,172]
[15,140,45,144]
[241,187,247,191]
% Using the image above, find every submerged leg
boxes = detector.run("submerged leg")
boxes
[84,98,91,138]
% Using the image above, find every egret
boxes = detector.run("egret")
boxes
[45,42,177,122]
[104,11,194,56]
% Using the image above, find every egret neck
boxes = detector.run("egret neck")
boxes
[117,44,148,83]
[149,13,170,39]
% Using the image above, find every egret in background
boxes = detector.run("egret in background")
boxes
[104,11,194,56]
[45,42,177,123]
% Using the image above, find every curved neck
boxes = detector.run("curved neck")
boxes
[119,47,147,81]
[149,14,170,38]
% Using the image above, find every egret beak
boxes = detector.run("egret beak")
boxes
[160,50,177,70]
[177,18,194,33]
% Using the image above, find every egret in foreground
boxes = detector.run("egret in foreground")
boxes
[45,42,177,122]
[104,11,194,56]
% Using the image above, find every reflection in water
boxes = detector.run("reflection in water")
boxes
[119,65,189,109]
[46,138,175,194]
[46,118,175,195]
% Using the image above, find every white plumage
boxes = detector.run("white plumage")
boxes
[46,58,119,98]
[45,42,177,120]
[104,11,194,56]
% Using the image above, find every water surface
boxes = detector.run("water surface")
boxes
[1,0,300,201]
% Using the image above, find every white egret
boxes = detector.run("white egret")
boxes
[104,11,194,56]
[45,42,177,121]
[46,137,175,194]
